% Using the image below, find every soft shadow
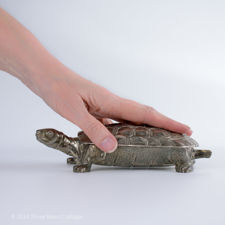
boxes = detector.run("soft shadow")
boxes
[92,165,175,173]
[0,161,176,173]
[0,161,69,173]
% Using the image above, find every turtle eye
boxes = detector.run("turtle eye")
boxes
[46,130,54,139]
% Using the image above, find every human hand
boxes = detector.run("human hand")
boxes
[0,7,192,153]
[35,67,192,153]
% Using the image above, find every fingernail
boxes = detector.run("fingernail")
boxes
[100,136,117,153]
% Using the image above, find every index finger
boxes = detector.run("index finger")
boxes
[106,97,192,136]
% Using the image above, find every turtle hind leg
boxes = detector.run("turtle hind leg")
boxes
[67,157,77,164]
[175,160,195,173]
[73,164,92,173]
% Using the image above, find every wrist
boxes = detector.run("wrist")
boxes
[20,57,68,98]
[22,56,84,101]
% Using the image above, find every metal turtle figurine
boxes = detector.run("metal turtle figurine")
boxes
[36,122,212,173]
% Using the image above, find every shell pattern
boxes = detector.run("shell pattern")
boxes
[77,123,199,147]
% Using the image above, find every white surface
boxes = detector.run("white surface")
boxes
[0,1,225,224]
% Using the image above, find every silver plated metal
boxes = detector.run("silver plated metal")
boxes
[36,123,212,173]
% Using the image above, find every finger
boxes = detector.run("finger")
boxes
[98,118,114,125]
[102,118,114,125]
[75,111,118,153]
[107,97,192,135]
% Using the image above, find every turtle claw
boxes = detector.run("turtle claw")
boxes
[73,165,91,173]
[67,157,76,164]
[175,163,194,173]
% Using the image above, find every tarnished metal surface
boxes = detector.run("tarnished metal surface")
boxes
[36,123,212,173]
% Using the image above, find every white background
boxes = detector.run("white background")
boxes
[0,1,224,225]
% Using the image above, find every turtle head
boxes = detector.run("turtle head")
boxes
[36,128,61,148]
[36,128,80,158]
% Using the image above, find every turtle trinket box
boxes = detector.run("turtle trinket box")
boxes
[36,123,212,173]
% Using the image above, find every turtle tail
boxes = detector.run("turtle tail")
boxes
[194,150,212,159]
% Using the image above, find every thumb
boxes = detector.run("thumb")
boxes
[76,111,118,153]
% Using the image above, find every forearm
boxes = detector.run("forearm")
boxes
[0,8,74,97]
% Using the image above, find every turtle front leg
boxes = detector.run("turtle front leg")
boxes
[73,163,92,173]
[175,159,195,173]
[67,157,77,165]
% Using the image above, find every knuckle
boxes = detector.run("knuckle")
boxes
[143,105,155,112]
[102,94,121,116]
[87,121,102,135]
[142,105,155,122]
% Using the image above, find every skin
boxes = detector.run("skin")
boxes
[0,8,192,153]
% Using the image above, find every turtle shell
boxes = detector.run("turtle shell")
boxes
[77,123,198,147]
